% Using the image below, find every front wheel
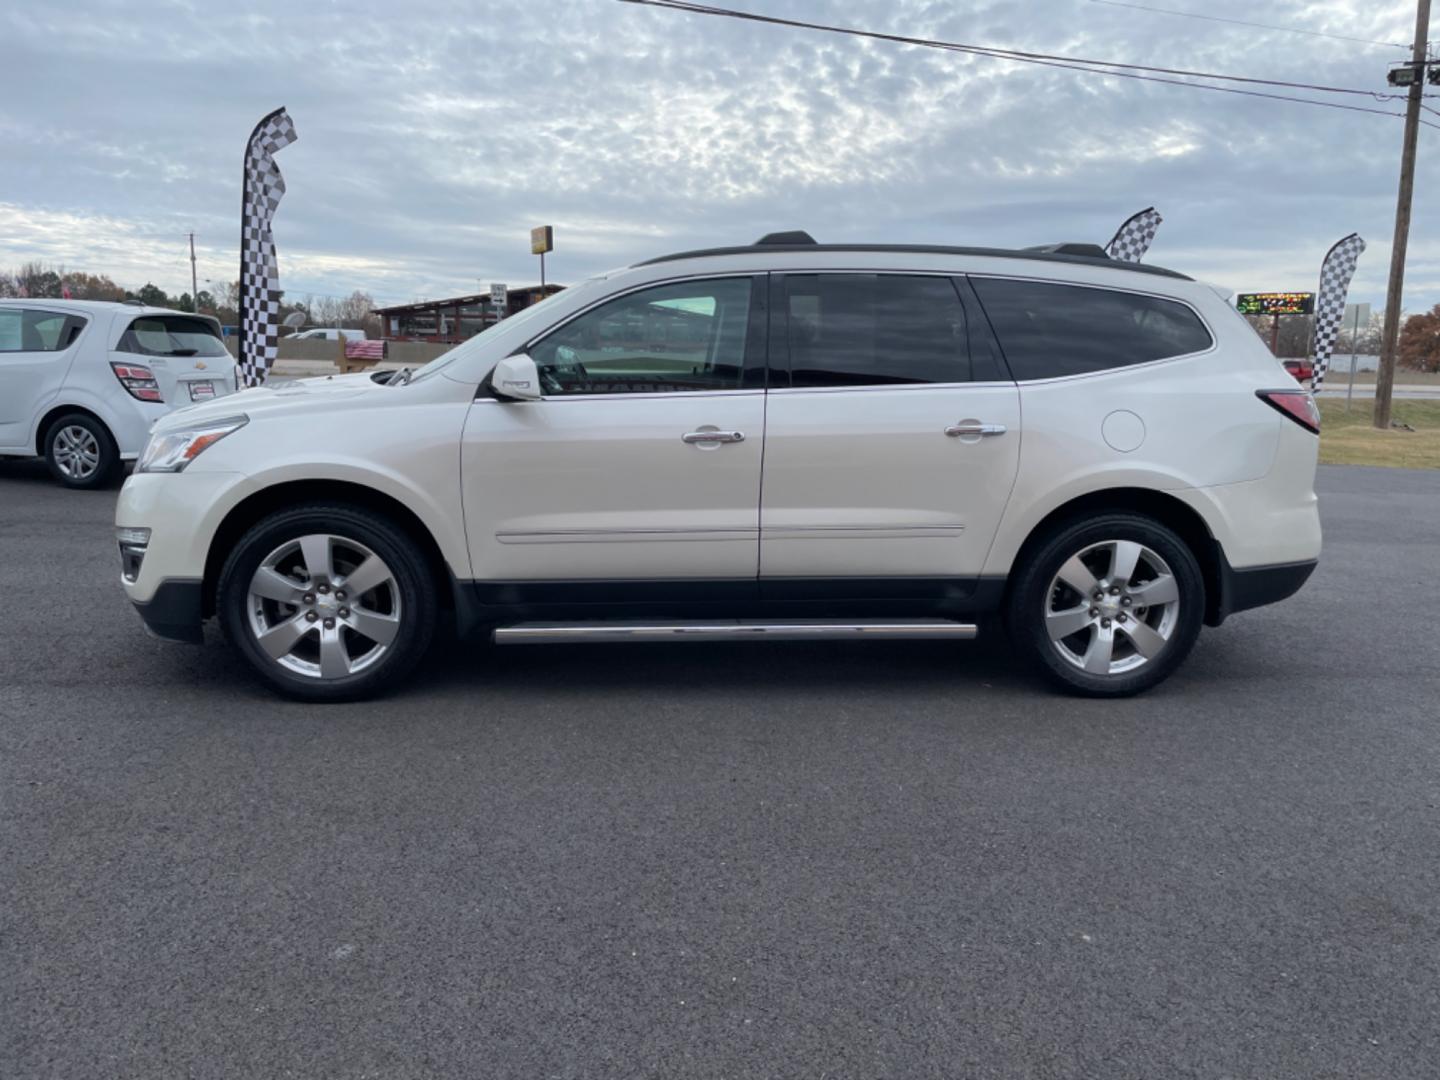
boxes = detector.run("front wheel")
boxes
[217,505,438,701]
[1007,513,1205,697]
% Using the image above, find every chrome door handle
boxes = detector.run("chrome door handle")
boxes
[945,422,1007,438]
[682,429,745,444]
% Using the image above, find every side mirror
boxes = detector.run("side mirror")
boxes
[491,353,542,401]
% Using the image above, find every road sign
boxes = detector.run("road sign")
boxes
[490,283,508,319]
[1344,302,1371,327]
[1237,292,1315,316]
[530,226,554,255]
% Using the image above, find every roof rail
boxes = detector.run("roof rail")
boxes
[636,242,1189,279]
[755,230,816,245]
[1024,242,1111,259]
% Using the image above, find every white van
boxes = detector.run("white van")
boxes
[0,300,239,488]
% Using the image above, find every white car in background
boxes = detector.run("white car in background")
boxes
[290,328,368,341]
[0,300,238,488]
[115,233,1322,700]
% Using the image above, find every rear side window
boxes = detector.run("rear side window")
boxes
[971,278,1213,380]
[118,316,228,358]
[782,274,976,387]
[0,309,87,353]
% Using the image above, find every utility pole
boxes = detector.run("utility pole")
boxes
[1374,0,1431,431]
[188,232,199,313]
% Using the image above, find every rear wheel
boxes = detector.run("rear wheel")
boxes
[217,505,437,701]
[1007,513,1204,697]
[43,413,119,489]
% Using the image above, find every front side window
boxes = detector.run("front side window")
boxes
[117,316,229,358]
[781,274,972,388]
[971,277,1213,381]
[528,278,754,395]
[0,309,86,353]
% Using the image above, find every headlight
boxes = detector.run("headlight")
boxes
[137,415,248,473]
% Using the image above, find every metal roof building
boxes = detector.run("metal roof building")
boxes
[374,284,564,343]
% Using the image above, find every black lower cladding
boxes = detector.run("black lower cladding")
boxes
[133,579,205,643]
[1211,555,1317,625]
[465,577,1008,624]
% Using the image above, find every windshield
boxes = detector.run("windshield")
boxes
[118,316,228,358]
[407,276,611,383]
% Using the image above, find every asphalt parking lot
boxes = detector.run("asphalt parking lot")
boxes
[3,461,1438,1079]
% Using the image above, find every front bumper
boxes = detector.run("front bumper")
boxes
[115,469,251,604]
[133,579,205,643]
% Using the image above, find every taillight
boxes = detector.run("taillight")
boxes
[111,362,163,402]
[1258,389,1320,434]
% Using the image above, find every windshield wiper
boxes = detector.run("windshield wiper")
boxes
[165,348,199,357]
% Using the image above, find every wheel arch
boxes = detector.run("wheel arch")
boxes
[1005,487,1224,625]
[34,403,115,457]
[201,479,457,622]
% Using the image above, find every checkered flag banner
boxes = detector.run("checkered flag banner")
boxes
[1105,207,1163,264]
[238,107,298,388]
[1310,233,1366,392]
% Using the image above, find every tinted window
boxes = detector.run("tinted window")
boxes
[971,278,1213,380]
[118,316,228,358]
[783,274,971,387]
[530,278,753,395]
[0,309,86,353]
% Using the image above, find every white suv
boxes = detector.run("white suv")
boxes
[0,300,238,487]
[115,234,1321,700]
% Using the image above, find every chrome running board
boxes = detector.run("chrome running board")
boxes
[492,619,978,645]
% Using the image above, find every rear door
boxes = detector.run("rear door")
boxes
[0,307,88,451]
[759,272,1021,586]
[112,314,237,404]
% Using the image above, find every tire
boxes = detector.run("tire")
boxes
[43,413,120,489]
[1006,513,1205,697]
[217,504,438,702]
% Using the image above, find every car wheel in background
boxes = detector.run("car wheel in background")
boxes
[217,504,438,702]
[1007,512,1205,697]
[43,413,120,489]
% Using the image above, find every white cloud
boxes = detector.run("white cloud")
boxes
[0,0,1432,312]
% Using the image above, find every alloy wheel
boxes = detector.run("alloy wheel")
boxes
[246,534,402,680]
[52,425,101,480]
[1044,539,1181,677]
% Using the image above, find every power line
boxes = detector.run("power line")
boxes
[620,0,1440,130]
[621,0,1391,96]
[1088,0,1411,52]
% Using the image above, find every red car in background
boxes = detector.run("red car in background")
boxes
[1282,358,1315,383]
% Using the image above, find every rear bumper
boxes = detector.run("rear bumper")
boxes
[132,578,205,643]
[1208,553,1316,626]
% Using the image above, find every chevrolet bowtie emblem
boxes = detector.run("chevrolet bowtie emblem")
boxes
[195,361,207,369]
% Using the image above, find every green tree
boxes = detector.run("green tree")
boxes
[135,283,170,307]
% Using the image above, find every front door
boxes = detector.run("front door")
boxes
[461,275,767,587]
[759,272,1021,586]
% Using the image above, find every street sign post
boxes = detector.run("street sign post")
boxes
[531,225,554,290]
[1344,302,1372,411]
[490,282,508,323]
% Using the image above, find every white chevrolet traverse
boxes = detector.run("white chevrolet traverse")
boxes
[115,234,1322,700]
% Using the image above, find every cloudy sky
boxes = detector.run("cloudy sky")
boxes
[2,0,1434,313]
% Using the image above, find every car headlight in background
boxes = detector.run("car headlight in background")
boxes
[137,415,249,473]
